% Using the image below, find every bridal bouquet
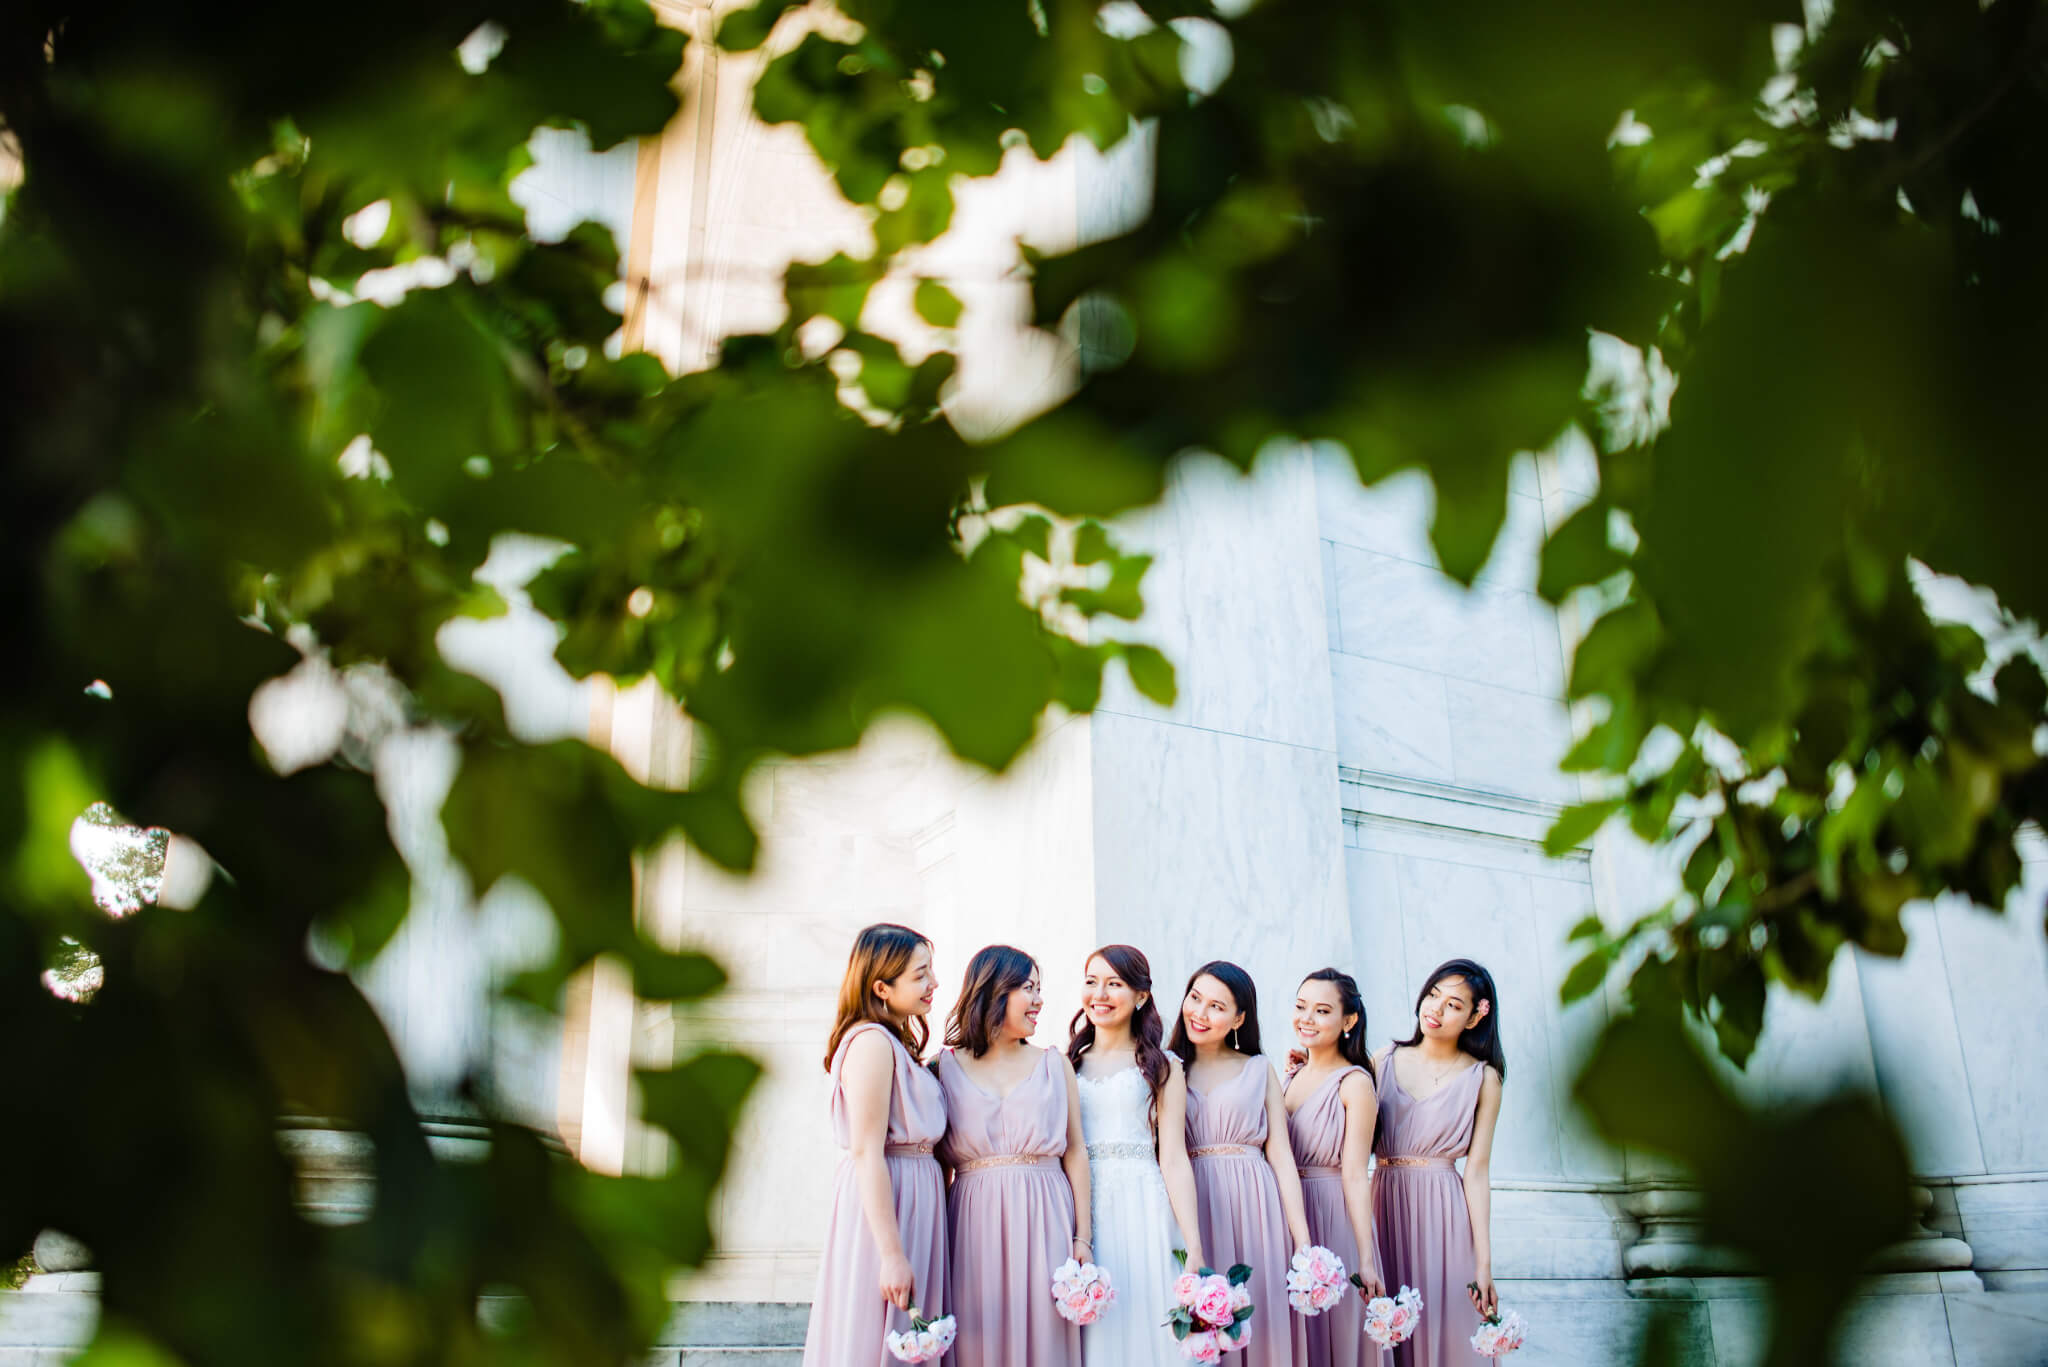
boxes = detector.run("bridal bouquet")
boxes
[1284,1245,1348,1315]
[1051,1258,1116,1325]
[1467,1293,1527,1358]
[1359,1285,1423,1348]
[1165,1253,1254,1364]
[884,1306,957,1363]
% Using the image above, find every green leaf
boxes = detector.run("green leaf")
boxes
[1559,949,1609,1004]
[1538,499,1624,603]
[716,1,791,51]
[1120,644,1177,705]
[1545,799,1623,856]
[913,278,963,328]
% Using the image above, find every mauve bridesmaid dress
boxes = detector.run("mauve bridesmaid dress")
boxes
[1287,1066,1387,1367]
[802,1023,951,1367]
[934,1046,1083,1367]
[1187,1054,1308,1367]
[1370,1057,1488,1367]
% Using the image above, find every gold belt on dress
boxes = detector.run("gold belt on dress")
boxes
[1189,1144,1256,1159]
[1299,1164,1343,1179]
[1376,1155,1457,1169]
[954,1153,1060,1174]
[884,1141,936,1158]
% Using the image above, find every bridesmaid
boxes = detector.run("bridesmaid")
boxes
[803,924,950,1367]
[1286,968,1385,1367]
[1170,960,1311,1367]
[934,945,1088,1367]
[1371,959,1506,1367]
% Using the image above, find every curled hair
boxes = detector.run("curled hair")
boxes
[1066,944,1172,1132]
[824,923,933,1071]
[1299,967,1375,1081]
[1167,960,1262,1066]
[945,945,1038,1059]
[1394,958,1507,1082]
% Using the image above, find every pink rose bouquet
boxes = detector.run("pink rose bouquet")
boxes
[1051,1257,1117,1326]
[1360,1285,1423,1348]
[1468,1297,1527,1358]
[884,1307,957,1364]
[1165,1250,1254,1357]
[1284,1245,1348,1316]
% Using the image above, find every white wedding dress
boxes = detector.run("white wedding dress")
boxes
[1076,1065,1188,1367]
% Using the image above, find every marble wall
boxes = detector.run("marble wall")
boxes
[487,9,2048,1334]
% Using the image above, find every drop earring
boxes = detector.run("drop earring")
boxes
[1229,1026,1239,1051]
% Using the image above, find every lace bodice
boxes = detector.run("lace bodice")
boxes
[1077,1065,1156,1154]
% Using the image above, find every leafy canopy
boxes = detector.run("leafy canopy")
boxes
[5,0,2045,1363]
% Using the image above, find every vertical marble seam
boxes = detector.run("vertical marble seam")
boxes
[1931,910,1994,1177]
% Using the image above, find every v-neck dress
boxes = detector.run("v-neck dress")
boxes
[1370,1055,1488,1367]
[935,1046,1082,1367]
[1186,1054,1308,1367]
[802,1023,951,1367]
[1288,1065,1385,1366]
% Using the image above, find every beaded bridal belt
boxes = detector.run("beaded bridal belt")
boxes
[1086,1141,1155,1162]
[1377,1155,1457,1169]
[884,1142,936,1158]
[1189,1144,1256,1159]
[954,1153,1061,1174]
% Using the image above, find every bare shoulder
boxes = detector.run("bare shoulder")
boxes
[1339,1068,1376,1103]
[1480,1063,1504,1092]
[1046,1044,1077,1077]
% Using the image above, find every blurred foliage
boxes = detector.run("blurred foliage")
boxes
[5,0,2045,1361]
[1578,1011,1918,1367]
[722,0,2048,1048]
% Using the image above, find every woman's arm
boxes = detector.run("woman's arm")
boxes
[1056,1050,1094,1261]
[1263,1064,1312,1250]
[1464,1065,1504,1318]
[1338,1070,1382,1297]
[1157,1055,1206,1269]
[842,1030,917,1310]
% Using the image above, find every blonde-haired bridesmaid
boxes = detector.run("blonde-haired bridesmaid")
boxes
[934,945,1087,1367]
[802,924,950,1367]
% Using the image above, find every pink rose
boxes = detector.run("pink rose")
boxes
[1174,1271,1203,1306]
[1312,1281,1342,1311]
[1087,1280,1110,1303]
[1308,1247,1340,1282]
[1390,1305,1413,1332]
[1227,1281,1251,1312]
[1180,1329,1222,1364]
[1193,1280,1234,1325]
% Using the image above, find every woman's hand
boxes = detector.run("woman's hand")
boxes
[1352,1262,1385,1300]
[1072,1237,1094,1265]
[1184,1245,1207,1274]
[1468,1270,1498,1319]
[878,1251,915,1311]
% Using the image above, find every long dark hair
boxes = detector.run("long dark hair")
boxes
[1299,967,1375,1081]
[1167,960,1261,1066]
[1066,944,1172,1132]
[825,923,933,1070]
[1393,958,1506,1081]
[944,944,1038,1059]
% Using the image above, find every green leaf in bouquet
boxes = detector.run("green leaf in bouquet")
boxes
[1226,1263,1253,1286]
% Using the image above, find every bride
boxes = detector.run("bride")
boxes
[1066,944,1208,1366]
